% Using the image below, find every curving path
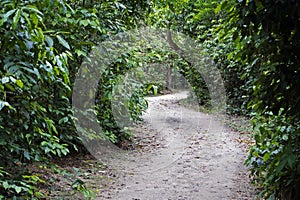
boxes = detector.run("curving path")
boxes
[99,91,256,200]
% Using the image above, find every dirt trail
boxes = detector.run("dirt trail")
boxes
[99,91,256,200]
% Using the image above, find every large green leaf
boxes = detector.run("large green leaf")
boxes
[56,35,70,50]
[12,9,21,29]
[0,9,16,26]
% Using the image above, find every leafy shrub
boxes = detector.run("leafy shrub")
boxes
[95,51,150,143]
[247,110,300,199]
[0,0,152,198]
[0,0,71,164]
[217,0,300,199]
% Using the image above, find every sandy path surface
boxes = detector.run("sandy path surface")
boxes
[99,91,256,200]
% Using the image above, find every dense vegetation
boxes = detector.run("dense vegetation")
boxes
[0,0,299,199]
[0,0,151,197]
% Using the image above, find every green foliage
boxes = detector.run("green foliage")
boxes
[220,0,300,116]
[217,0,300,199]
[2,0,298,198]
[247,110,300,199]
[0,0,72,163]
[95,51,150,143]
[172,56,210,106]
[71,178,96,200]
[0,0,152,198]
[147,0,246,113]
[0,167,45,199]
[0,0,75,197]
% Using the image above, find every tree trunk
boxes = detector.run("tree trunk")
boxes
[166,64,172,90]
